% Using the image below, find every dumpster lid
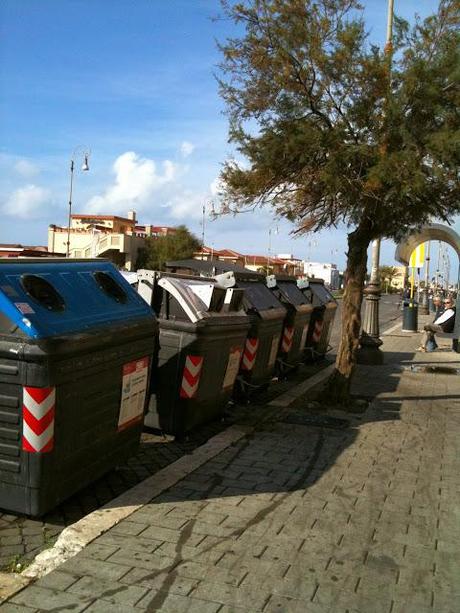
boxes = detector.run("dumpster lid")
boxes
[165,259,265,282]
[236,280,285,313]
[157,277,227,322]
[0,259,154,339]
[165,260,285,317]
[275,280,311,307]
[308,280,336,304]
[138,269,246,323]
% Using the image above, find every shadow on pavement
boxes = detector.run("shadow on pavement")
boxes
[93,347,422,611]
[115,348,422,511]
[0,360,328,570]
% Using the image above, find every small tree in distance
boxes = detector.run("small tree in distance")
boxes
[216,0,460,402]
[136,225,201,271]
[379,265,399,293]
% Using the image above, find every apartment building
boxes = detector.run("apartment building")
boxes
[48,211,175,271]
[303,261,340,289]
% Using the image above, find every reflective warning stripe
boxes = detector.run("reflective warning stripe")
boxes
[312,320,323,343]
[180,355,203,399]
[241,338,259,371]
[281,327,294,353]
[22,386,56,453]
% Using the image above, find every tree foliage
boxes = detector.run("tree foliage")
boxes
[216,0,460,399]
[379,265,399,291]
[217,0,459,236]
[136,225,201,271]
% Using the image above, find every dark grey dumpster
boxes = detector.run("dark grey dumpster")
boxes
[137,270,250,435]
[298,278,338,357]
[164,260,286,399]
[266,274,314,373]
[0,259,157,516]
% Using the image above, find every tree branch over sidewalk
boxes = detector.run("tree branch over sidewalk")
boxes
[216,0,460,402]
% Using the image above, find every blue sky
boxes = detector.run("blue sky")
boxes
[1,0,452,271]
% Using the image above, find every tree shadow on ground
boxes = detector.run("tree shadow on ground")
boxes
[130,348,425,512]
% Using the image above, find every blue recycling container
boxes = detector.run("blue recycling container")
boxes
[0,258,158,516]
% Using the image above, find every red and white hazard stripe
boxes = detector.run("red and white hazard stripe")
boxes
[241,338,259,371]
[22,386,56,453]
[180,355,203,399]
[312,320,323,343]
[281,326,294,353]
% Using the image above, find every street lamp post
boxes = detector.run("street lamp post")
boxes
[358,240,384,364]
[358,0,394,364]
[267,225,279,273]
[201,203,206,260]
[420,241,431,314]
[66,147,90,257]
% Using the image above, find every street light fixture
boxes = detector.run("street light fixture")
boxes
[267,225,279,272]
[66,147,91,258]
[358,0,394,364]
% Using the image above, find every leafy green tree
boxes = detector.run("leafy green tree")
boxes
[216,0,460,401]
[136,225,201,271]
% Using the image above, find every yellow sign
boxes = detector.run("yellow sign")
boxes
[409,243,425,268]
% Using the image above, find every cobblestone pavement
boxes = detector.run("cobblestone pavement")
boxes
[0,359,327,572]
[2,324,459,612]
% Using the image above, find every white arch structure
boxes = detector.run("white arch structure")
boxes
[395,223,460,266]
[395,223,460,338]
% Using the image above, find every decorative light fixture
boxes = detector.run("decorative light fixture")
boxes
[66,147,91,257]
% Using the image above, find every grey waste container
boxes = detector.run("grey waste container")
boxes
[164,260,286,399]
[137,270,250,435]
[298,278,338,358]
[0,259,157,516]
[266,274,314,373]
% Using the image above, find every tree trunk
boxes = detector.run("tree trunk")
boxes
[327,225,371,404]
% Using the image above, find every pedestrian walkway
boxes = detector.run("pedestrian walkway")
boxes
[1,324,459,612]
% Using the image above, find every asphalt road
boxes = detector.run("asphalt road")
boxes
[329,293,402,350]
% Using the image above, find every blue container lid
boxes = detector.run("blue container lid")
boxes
[0,259,154,339]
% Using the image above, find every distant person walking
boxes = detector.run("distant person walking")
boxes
[418,297,456,352]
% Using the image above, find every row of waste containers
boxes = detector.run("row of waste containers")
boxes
[0,258,336,516]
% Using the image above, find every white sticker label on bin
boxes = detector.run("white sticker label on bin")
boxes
[15,302,35,315]
[223,347,242,389]
[118,357,150,431]
[268,335,280,367]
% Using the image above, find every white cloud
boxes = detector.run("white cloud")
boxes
[86,151,176,214]
[180,141,195,158]
[2,185,51,219]
[167,190,206,220]
[14,159,39,178]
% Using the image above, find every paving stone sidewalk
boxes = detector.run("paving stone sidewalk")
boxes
[2,325,459,612]
[0,360,326,572]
